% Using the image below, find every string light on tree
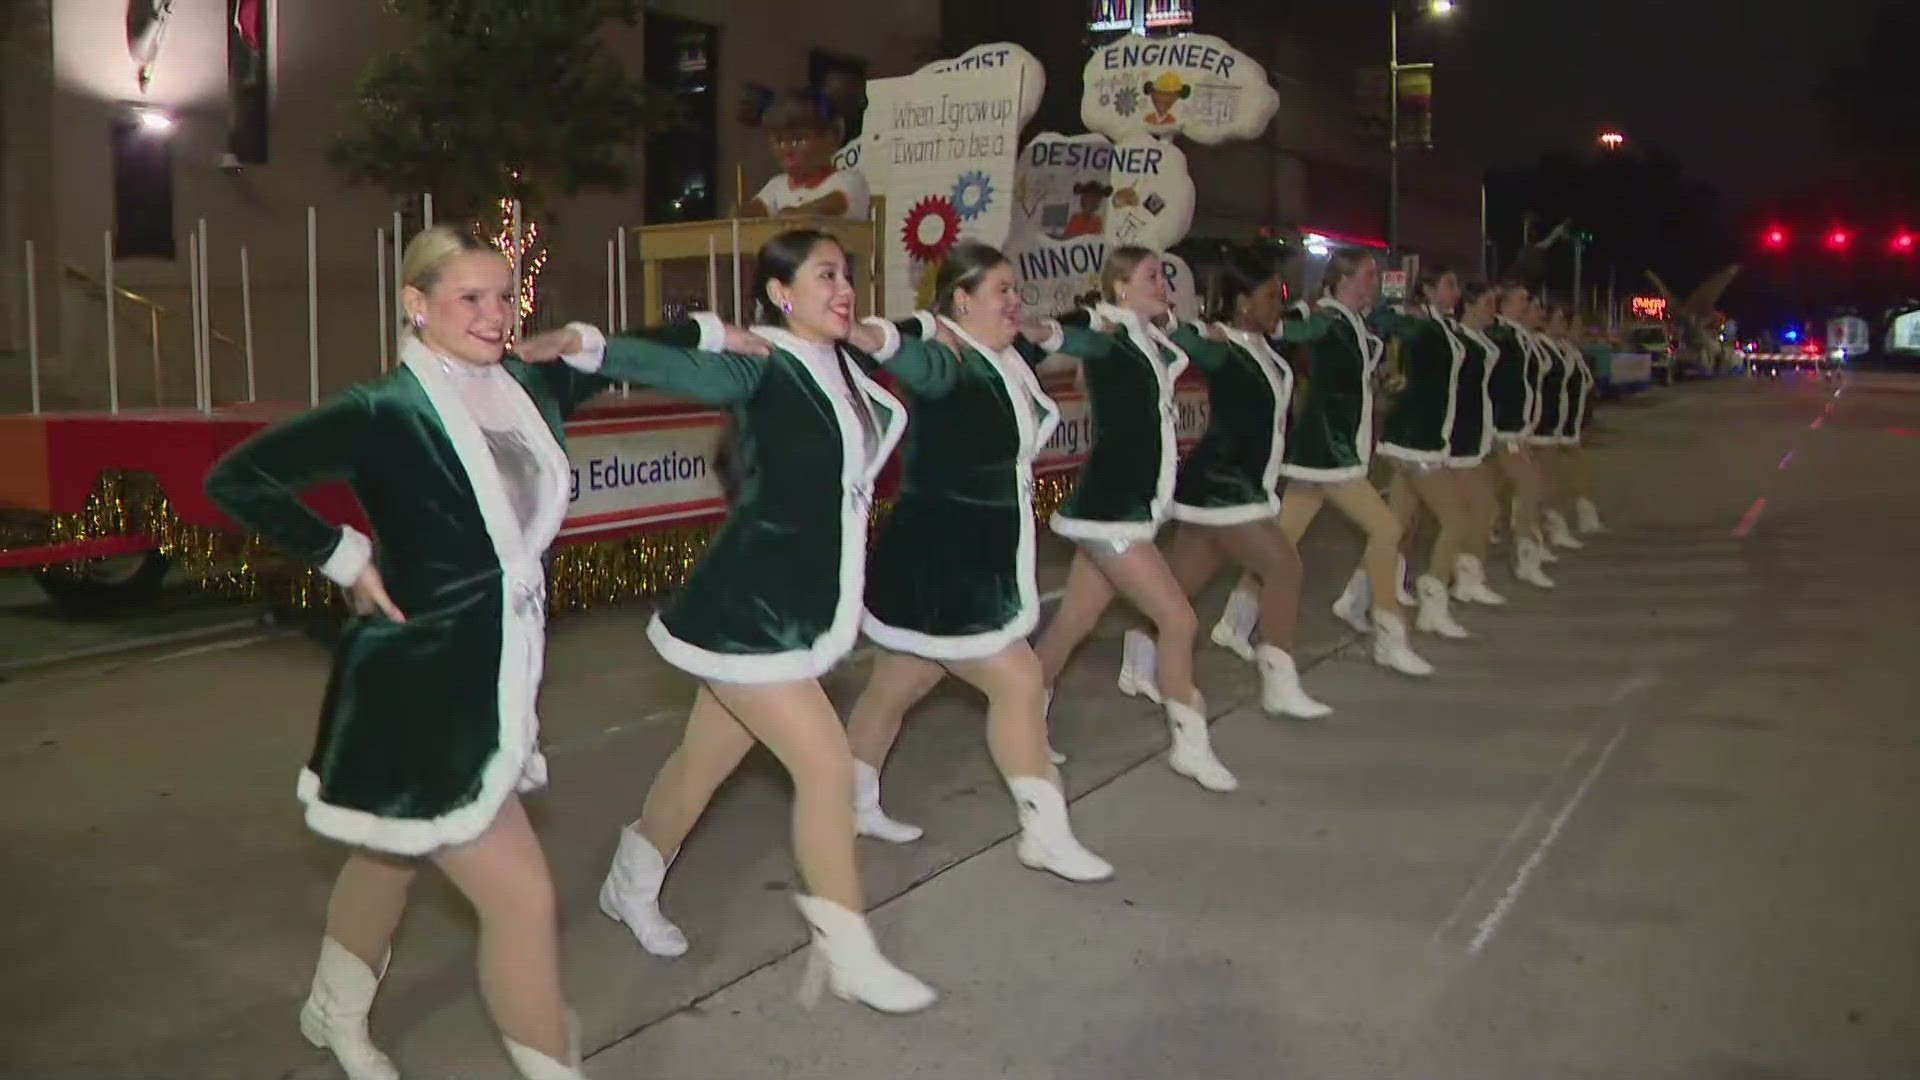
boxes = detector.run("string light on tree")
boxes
[488,178,547,336]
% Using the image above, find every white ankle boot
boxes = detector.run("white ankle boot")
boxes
[793,895,937,1014]
[1331,569,1372,634]
[1117,628,1163,702]
[1515,537,1557,589]
[1209,588,1259,660]
[1544,509,1585,550]
[1575,497,1605,534]
[1371,609,1434,676]
[1255,644,1331,718]
[299,938,399,1080]
[852,760,923,844]
[505,1038,587,1080]
[1008,776,1113,881]
[1165,694,1238,792]
[1451,554,1507,606]
[598,829,689,957]
[1041,689,1066,765]
[1414,574,1472,639]
[1394,555,1418,606]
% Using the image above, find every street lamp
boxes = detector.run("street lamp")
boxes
[1599,130,1625,150]
[1388,0,1456,255]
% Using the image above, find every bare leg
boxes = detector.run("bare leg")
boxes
[704,679,863,911]
[1034,549,1118,688]
[1087,543,1201,707]
[433,797,568,1060]
[1212,520,1304,652]
[1323,478,1405,621]
[846,652,949,770]
[634,687,756,858]
[1496,446,1547,542]
[1276,481,1328,547]
[945,643,1054,783]
[1459,464,1498,559]
[323,851,418,973]
[1407,466,1471,580]
[1166,525,1225,597]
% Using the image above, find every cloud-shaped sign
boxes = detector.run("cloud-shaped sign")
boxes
[1081,33,1279,145]
[919,42,1045,131]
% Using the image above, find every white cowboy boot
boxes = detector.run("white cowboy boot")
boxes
[1371,609,1434,676]
[1165,693,1238,792]
[1452,554,1508,606]
[1514,537,1557,590]
[1414,575,1472,639]
[1575,497,1605,534]
[598,829,689,957]
[1394,555,1418,606]
[852,760,922,844]
[1041,689,1066,765]
[1330,568,1372,634]
[1007,776,1113,882]
[504,1038,587,1080]
[1208,588,1259,660]
[793,895,937,1014]
[299,938,399,1080]
[1255,644,1332,719]
[1116,629,1162,702]
[1544,509,1586,550]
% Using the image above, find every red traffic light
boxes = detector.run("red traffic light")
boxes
[1762,225,1788,251]
[1826,227,1853,251]
[1892,231,1916,254]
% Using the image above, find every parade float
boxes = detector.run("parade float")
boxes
[1,33,1284,616]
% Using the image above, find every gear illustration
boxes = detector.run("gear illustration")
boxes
[901,195,963,265]
[951,171,994,221]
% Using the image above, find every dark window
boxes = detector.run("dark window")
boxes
[643,12,718,224]
[110,114,176,260]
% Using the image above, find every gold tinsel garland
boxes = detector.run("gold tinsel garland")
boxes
[13,469,1085,617]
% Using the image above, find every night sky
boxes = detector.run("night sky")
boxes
[1430,0,1881,202]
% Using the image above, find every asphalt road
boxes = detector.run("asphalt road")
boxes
[2,369,1915,1079]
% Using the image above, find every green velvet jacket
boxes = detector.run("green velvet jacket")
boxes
[1049,302,1190,541]
[1558,339,1596,443]
[1276,298,1384,482]
[1447,320,1499,464]
[1164,320,1290,525]
[203,326,718,854]
[1531,333,1572,444]
[583,320,905,684]
[1378,307,1468,464]
[859,313,1061,659]
[1486,317,1542,439]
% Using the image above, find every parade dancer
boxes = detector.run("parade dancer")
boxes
[1030,246,1239,793]
[1260,248,1433,676]
[1324,265,1478,641]
[1484,285,1557,589]
[1528,304,1585,553]
[1445,280,1510,607]
[1540,314,1605,540]
[520,229,935,1014]
[1113,244,1332,719]
[835,242,1112,882]
[206,226,757,1080]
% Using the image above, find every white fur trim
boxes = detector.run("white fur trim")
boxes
[863,316,902,362]
[1379,442,1452,464]
[860,605,1036,660]
[1443,453,1488,469]
[312,341,568,855]
[1278,462,1368,482]
[560,322,608,373]
[1049,512,1161,542]
[691,311,728,353]
[1034,318,1066,354]
[911,311,938,341]
[649,327,907,684]
[1170,498,1279,525]
[318,526,372,588]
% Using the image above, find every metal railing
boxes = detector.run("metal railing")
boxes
[61,264,248,410]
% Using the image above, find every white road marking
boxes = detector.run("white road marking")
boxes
[0,616,267,674]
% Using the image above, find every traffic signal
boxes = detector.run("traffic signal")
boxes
[1762,225,1788,251]
[1892,230,1916,255]
[1825,227,1853,252]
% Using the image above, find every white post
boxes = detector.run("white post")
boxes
[240,246,256,402]
[376,227,390,372]
[730,218,743,322]
[707,235,719,312]
[23,240,40,414]
[197,217,210,413]
[188,235,203,410]
[307,206,320,405]
[510,199,524,341]
[390,209,403,323]
[616,227,629,332]
[104,231,119,414]
[422,193,433,230]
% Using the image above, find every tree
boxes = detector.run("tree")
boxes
[329,0,673,319]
